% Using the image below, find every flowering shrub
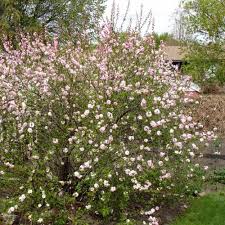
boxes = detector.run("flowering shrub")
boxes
[0,28,216,225]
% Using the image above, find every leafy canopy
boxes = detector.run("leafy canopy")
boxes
[181,0,225,84]
[0,0,106,40]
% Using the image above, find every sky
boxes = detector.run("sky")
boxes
[105,0,181,34]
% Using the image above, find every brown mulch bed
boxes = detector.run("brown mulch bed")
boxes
[191,94,225,136]
[157,202,188,225]
[189,94,225,170]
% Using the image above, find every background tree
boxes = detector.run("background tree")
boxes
[153,32,181,48]
[172,7,189,41]
[180,0,225,84]
[0,0,106,46]
[0,2,4,17]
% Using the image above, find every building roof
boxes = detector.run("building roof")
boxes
[164,46,187,61]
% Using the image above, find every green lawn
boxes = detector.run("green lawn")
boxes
[170,192,225,225]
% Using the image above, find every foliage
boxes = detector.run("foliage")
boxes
[181,0,225,40]
[183,41,225,84]
[212,169,225,184]
[170,192,225,225]
[0,0,106,46]
[181,0,225,84]
[152,33,180,49]
[0,26,216,225]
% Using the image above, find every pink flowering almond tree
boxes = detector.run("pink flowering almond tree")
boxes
[0,27,216,224]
